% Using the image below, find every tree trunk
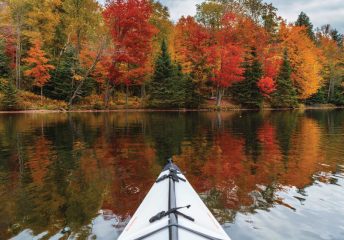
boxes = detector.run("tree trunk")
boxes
[125,84,129,109]
[104,79,110,108]
[41,86,43,105]
[141,84,146,98]
[68,38,106,107]
[216,87,224,107]
[76,28,81,57]
[15,15,22,89]
[327,71,335,102]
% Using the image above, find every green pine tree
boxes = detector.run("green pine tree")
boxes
[1,80,18,111]
[306,87,327,105]
[184,74,202,108]
[231,48,263,108]
[295,12,315,41]
[45,47,75,100]
[271,50,298,108]
[148,40,188,108]
[0,39,10,78]
[45,46,94,102]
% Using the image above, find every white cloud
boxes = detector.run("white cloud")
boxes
[267,0,344,32]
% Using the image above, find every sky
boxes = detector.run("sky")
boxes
[98,0,344,32]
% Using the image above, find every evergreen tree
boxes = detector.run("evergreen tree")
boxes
[45,47,75,101]
[271,50,298,108]
[0,40,10,78]
[306,87,327,105]
[170,63,187,107]
[295,12,315,41]
[184,74,202,108]
[45,46,94,102]
[1,81,18,110]
[148,40,188,108]
[231,48,263,108]
[330,29,343,47]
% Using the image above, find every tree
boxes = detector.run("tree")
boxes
[261,3,279,36]
[149,0,173,53]
[68,38,106,107]
[7,0,30,89]
[103,0,156,107]
[62,0,102,55]
[206,12,245,106]
[280,24,323,99]
[148,40,186,108]
[257,76,276,97]
[208,43,244,106]
[1,80,17,110]
[0,3,16,76]
[295,12,315,41]
[23,40,55,102]
[0,39,11,78]
[196,0,224,32]
[174,16,210,102]
[24,0,61,46]
[44,46,75,101]
[271,50,298,108]
[317,30,344,102]
[232,48,263,108]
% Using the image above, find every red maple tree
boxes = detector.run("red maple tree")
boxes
[208,44,244,88]
[175,16,210,70]
[207,13,244,106]
[103,0,156,104]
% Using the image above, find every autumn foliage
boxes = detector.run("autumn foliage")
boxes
[103,0,156,87]
[258,76,276,96]
[22,40,55,94]
[0,0,343,110]
[207,13,245,89]
[280,24,323,99]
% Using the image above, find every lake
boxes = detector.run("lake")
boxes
[0,110,344,240]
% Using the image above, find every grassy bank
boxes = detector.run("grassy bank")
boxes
[1,91,343,113]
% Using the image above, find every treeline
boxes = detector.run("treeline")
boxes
[0,0,343,110]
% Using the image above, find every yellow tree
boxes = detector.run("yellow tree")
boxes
[62,0,102,55]
[24,0,61,46]
[6,0,30,88]
[318,32,344,101]
[279,23,323,99]
[23,40,55,102]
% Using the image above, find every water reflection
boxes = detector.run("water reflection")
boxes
[0,111,343,239]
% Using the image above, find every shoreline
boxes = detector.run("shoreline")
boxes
[1,106,343,114]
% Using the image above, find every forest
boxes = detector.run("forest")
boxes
[0,0,343,110]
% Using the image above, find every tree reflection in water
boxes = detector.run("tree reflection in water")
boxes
[0,111,343,239]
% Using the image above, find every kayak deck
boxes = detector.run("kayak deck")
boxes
[118,160,231,240]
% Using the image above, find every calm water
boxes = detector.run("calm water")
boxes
[0,111,344,240]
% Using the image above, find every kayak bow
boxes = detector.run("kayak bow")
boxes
[118,160,231,240]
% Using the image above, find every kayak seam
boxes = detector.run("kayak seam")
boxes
[132,223,225,240]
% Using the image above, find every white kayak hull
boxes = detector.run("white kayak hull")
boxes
[118,161,231,240]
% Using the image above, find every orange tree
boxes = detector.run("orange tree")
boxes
[23,40,55,102]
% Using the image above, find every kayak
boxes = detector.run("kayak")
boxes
[118,160,231,240]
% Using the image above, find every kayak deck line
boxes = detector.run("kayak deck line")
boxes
[168,160,180,240]
[118,159,231,240]
[156,168,186,183]
[149,205,194,223]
